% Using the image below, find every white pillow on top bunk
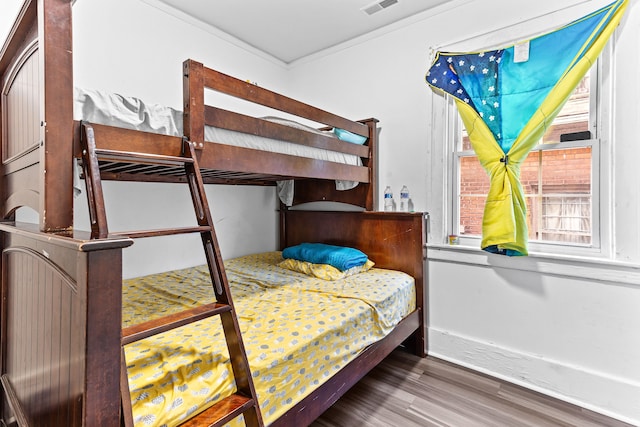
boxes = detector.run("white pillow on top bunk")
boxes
[73,87,183,136]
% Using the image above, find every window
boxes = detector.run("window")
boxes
[451,64,605,253]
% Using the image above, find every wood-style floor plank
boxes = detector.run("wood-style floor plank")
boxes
[312,348,633,427]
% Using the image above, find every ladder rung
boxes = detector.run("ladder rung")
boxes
[179,394,256,427]
[111,226,211,239]
[94,148,193,166]
[122,302,231,345]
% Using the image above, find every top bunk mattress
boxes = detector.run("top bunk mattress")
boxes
[122,251,416,427]
[74,87,363,168]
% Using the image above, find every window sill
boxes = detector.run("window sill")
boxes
[427,243,640,287]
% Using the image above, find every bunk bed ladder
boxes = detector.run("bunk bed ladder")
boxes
[79,122,264,427]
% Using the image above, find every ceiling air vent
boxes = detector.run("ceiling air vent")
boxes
[361,0,399,16]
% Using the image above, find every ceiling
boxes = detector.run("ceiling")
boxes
[152,0,455,64]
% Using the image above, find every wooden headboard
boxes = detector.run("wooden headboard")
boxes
[280,210,426,277]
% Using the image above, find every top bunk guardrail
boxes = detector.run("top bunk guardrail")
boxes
[72,59,379,209]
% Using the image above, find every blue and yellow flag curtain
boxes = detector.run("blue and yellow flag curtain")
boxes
[426,0,627,256]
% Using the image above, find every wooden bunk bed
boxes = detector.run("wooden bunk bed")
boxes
[0,0,427,426]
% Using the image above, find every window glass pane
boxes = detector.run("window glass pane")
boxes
[537,146,592,244]
[461,130,472,151]
[542,72,590,143]
[457,73,593,246]
[459,155,488,236]
[520,151,542,241]
[458,146,592,243]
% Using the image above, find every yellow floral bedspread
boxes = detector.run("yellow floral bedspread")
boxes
[123,251,415,426]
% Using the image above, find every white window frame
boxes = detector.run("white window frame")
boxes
[446,46,612,258]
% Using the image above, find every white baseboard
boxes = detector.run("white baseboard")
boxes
[428,328,640,426]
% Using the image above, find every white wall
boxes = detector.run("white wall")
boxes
[0,1,22,47]
[286,0,640,424]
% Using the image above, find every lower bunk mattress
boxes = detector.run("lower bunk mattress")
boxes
[122,251,416,426]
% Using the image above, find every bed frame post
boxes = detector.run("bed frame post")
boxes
[183,59,205,149]
[362,117,379,211]
[38,0,74,232]
[0,0,74,231]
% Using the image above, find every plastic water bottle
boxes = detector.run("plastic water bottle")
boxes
[399,185,410,212]
[384,186,394,211]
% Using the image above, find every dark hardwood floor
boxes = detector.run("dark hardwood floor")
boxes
[311,348,633,427]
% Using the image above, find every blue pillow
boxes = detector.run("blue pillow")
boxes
[333,128,367,145]
[282,243,368,272]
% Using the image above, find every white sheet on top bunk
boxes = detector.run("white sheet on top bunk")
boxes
[73,88,359,205]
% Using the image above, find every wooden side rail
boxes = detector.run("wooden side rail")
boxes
[203,106,369,157]
[73,115,372,186]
